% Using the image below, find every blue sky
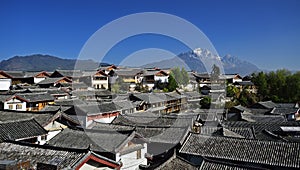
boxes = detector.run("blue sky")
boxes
[0,0,299,70]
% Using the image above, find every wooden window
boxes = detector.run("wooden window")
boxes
[16,104,22,110]
[9,104,13,110]
[41,135,47,141]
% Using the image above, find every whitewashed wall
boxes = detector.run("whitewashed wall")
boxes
[0,79,11,91]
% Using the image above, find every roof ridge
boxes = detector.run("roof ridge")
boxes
[202,157,269,170]
[5,140,89,153]
[0,118,37,124]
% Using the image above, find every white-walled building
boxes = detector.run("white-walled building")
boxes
[0,71,12,91]
[65,103,120,127]
[4,93,54,112]
[48,128,148,170]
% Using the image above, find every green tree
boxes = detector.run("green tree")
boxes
[171,67,183,85]
[251,70,300,103]
[181,67,190,86]
[200,96,211,109]
[252,71,268,100]
[225,101,237,109]
[274,69,290,101]
[237,89,258,107]
[167,73,178,92]
[286,72,300,102]
[226,85,239,98]
[111,78,127,93]
[169,67,189,87]
[111,83,120,93]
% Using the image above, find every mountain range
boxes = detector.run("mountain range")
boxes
[142,48,260,76]
[0,49,260,75]
[0,54,101,71]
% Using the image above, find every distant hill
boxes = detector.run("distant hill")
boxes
[142,48,260,76]
[0,51,260,75]
[0,54,102,71]
[221,54,260,76]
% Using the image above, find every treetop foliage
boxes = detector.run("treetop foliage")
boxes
[251,70,300,103]
[170,67,189,86]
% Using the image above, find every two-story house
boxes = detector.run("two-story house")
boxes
[4,92,54,111]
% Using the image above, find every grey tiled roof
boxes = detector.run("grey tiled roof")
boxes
[112,113,193,128]
[250,101,278,109]
[199,126,255,139]
[28,88,69,95]
[148,126,190,144]
[166,92,185,100]
[82,70,100,76]
[90,122,135,131]
[193,72,210,79]
[270,107,298,115]
[38,77,65,84]
[91,121,189,145]
[200,126,222,136]
[183,91,202,99]
[0,94,11,102]
[113,100,134,110]
[54,99,87,106]
[38,77,72,85]
[51,70,83,77]
[0,119,47,142]
[14,92,54,102]
[199,159,254,170]
[72,82,89,89]
[115,68,143,76]
[130,92,185,104]
[225,127,255,139]
[191,109,224,122]
[180,133,300,168]
[5,71,25,78]
[276,103,297,108]
[94,89,113,96]
[0,110,55,126]
[40,105,61,112]
[258,101,278,109]
[113,94,130,101]
[247,108,271,115]
[222,121,300,141]
[0,141,86,169]
[133,93,166,103]
[155,155,198,170]
[232,105,250,112]
[241,113,287,123]
[112,113,192,144]
[142,70,160,76]
[48,128,134,153]
[72,90,113,99]
[69,102,119,116]
[24,71,50,78]
[72,90,95,97]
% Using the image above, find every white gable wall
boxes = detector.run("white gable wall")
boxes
[116,143,148,170]
[154,75,168,83]
[34,77,46,84]
[0,79,11,91]
[4,98,26,111]
[92,77,109,89]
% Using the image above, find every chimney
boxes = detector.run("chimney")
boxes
[192,121,202,134]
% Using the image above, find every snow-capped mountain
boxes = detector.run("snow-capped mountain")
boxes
[193,48,221,61]
[221,54,260,75]
[142,48,260,76]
